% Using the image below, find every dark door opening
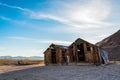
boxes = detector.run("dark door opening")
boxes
[62,50,66,64]
[51,49,56,64]
[72,50,75,62]
[101,57,105,64]
[77,43,85,62]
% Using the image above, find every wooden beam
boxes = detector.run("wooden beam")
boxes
[83,42,88,62]
[90,44,94,63]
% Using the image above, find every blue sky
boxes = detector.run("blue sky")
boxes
[0,0,120,57]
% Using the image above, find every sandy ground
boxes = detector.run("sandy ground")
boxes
[0,63,120,80]
[0,64,44,74]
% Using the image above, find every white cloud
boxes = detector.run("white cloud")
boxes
[0,47,44,57]
[18,48,44,57]
[7,36,106,45]
[0,0,112,29]
[97,35,108,38]
[7,36,72,45]
[0,47,6,51]
[0,2,33,13]
[0,16,27,24]
[7,36,33,41]
[30,0,112,29]
[65,0,110,21]
[40,40,72,45]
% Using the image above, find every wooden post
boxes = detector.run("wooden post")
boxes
[90,44,94,63]
[49,48,51,64]
[94,46,100,64]
[56,47,59,65]
[73,43,77,64]
[59,49,62,65]
[97,47,101,64]
[94,46,98,64]
[92,46,96,64]
[83,42,88,62]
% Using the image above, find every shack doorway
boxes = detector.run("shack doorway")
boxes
[62,49,68,65]
[72,51,75,62]
[77,43,85,62]
[51,49,56,64]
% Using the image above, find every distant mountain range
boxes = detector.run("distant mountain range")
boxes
[0,56,44,60]
[96,29,120,60]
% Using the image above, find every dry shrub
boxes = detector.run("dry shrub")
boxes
[17,59,44,65]
[0,59,14,65]
[0,59,44,65]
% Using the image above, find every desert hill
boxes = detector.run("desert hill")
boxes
[96,29,120,60]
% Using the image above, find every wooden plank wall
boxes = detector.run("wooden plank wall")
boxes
[44,41,101,65]
[83,42,88,62]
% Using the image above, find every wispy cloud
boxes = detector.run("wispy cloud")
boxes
[0,47,6,51]
[7,35,111,44]
[0,0,112,29]
[0,46,44,57]
[0,2,33,25]
[7,36,72,45]
[41,40,72,45]
[30,0,112,29]
[7,36,33,41]
[0,2,33,13]
[0,16,27,24]
[25,48,44,57]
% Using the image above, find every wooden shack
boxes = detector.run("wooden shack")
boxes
[44,44,69,65]
[68,38,100,65]
[44,38,101,66]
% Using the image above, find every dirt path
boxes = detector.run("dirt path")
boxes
[0,64,44,74]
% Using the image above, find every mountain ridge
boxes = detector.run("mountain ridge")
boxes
[96,29,120,60]
[0,56,44,60]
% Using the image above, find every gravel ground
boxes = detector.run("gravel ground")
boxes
[0,64,120,80]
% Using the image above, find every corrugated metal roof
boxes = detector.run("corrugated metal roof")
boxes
[55,44,68,49]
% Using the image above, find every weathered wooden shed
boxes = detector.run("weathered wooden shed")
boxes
[44,38,102,66]
[44,44,69,65]
[68,38,101,65]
